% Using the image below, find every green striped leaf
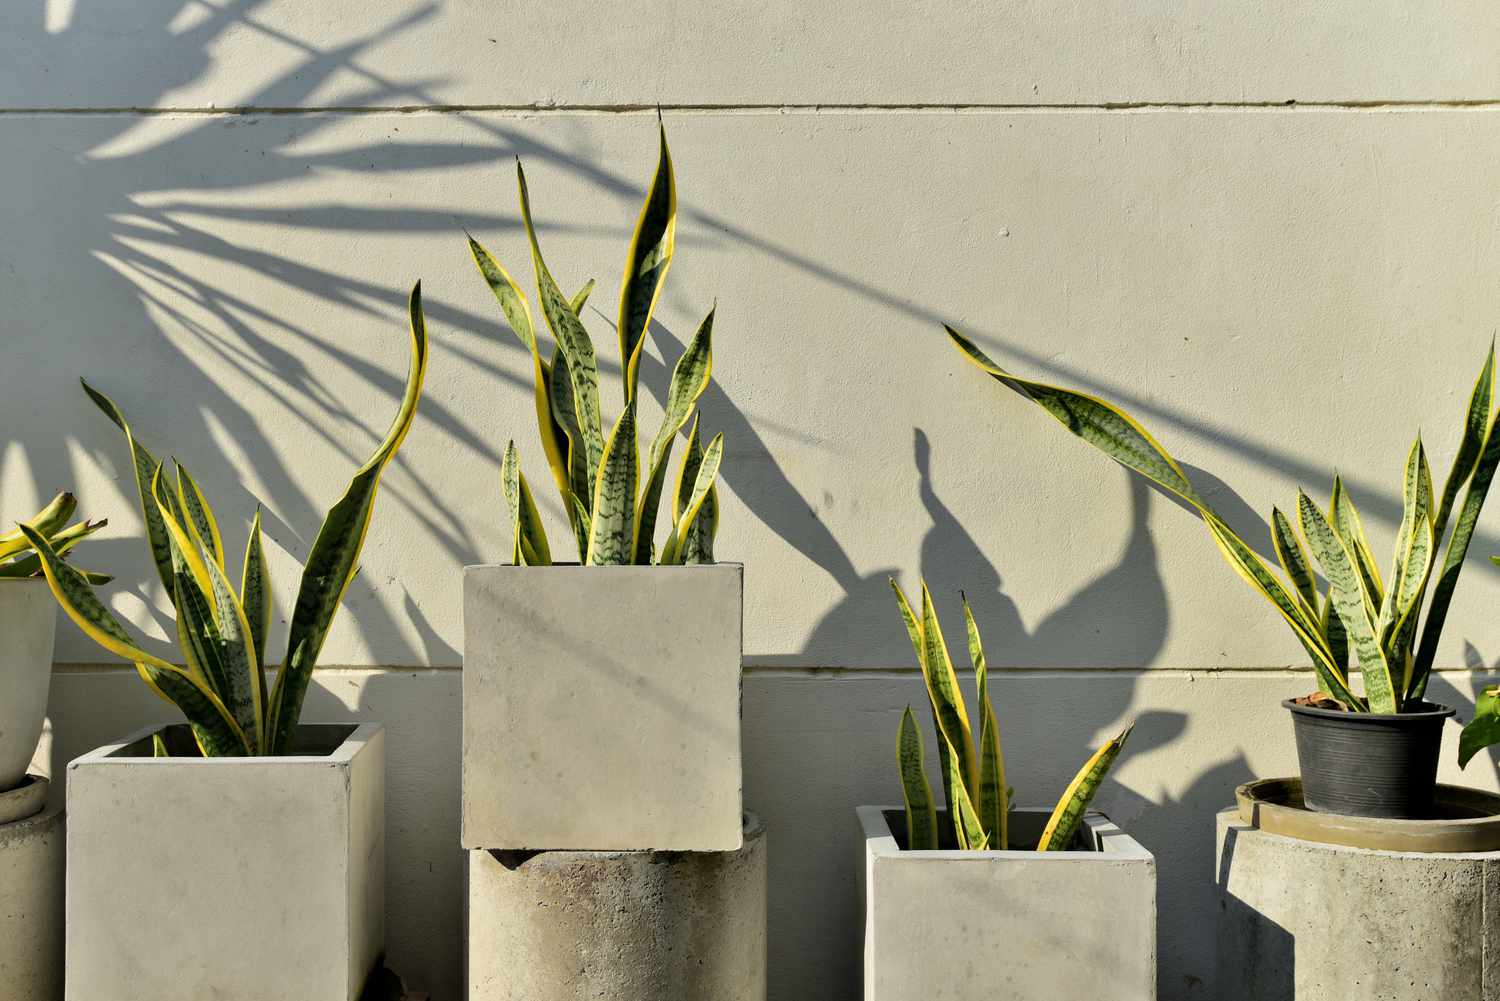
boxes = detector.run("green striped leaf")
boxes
[517,161,604,498]
[634,306,715,562]
[944,733,989,850]
[1433,343,1494,547]
[0,492,77,560]
[585,403,639,566]
[502,440,553,566]
[1321,596,1349,675]
[1038,724,1132,851]
[470,235,573,507]
[919,581,976,800]
[81,381,176,595]
[175,462,225,570]
[548,346,593,557]
[569,278,596,315]
[660,432,722,565]
[897,706,938,851]
[1412,350,1500,699]
[1379,438,1433,641]
[964,594,1007,849]
[240,507,272,678]
[266,282,428,754]
[1331,477,1383,616]
[1271,506,1319,618]
[890,578,955,811]
[0,516,109,579]
[617,124,677,403]
[1387,510,1433,695]
[1298,491,1397,713]
[19,523,250,756]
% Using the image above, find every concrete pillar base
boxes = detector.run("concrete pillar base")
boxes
[467,812,766,1001]
[0,777,63,1001]
[1217,809,1500,999]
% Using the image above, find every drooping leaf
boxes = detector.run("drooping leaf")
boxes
[1298,491,1397,713]
[81,380,176,595]
[1460,685,1500,768]
[1037,724,1132,851]
[0,491,77,560]
[617,123,677,403]
[517,161,604,497]
[584,403,639,565]
[634,306,714,563]
[266,282,428,754]
[897,706,938,850]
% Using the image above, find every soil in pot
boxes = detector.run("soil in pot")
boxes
[1285,697,1455,819]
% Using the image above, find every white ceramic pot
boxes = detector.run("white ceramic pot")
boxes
[0,579,57,792]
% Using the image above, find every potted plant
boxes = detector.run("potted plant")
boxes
[946,327,1498,819]
[0,491,106,794]
[461,125,742,852]
[26,284,427,1001]
[858,578,1152,1001]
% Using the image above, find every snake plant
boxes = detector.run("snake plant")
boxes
[469,125,723,566]
[947,329,1499,734]
[2,492,108,583]
[893,577,1132,852]
[23,284,428,756]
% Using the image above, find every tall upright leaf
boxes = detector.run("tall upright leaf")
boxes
[617,123,677,403]
[918,582,976,799]
[501,440,553,566]
[240,507,272,710]
[175,462,226,571]
[965,594,1007,848]
[266,283,428,754]
[1432,343,1494,547]
[897,706,938,850]
[660,432,723,565]
[634,307,714,562]
[585,403,639,566]
[1331,477,1383,615]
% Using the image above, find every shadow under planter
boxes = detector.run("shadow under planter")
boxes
[857,805,1156,1001]
[65,723,385,1001]
[1217,779,1500,1000]
[466,812,767,1001]
[0,776,63,1001]
[462,562,744,852]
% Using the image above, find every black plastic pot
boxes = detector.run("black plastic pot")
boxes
[1284,699,1456,819]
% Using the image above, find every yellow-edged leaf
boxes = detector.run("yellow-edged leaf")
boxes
[617,122,677,403]
[1038,724,1132,851]
[897,705,938,850]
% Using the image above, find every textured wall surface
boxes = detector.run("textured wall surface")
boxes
[7,3,1500,999]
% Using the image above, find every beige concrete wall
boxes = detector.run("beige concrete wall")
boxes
[7,4,1500,999]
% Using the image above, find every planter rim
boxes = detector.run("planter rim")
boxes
[0,774,47,825]
[486,812,764,866]
[1235,777,1500,852]
[856,804,1152,861]
[69,721,381,767]
[1281,697,1455,723]
[463,560,742,572]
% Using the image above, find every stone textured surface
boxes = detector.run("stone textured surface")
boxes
[467,813,766,1001]
[0,798,63,1001]
[0,580,56,792]
[860,806,1155,1000]
[65,724,385,1001]
[462,563,743,851]
[1217,811,1500,999]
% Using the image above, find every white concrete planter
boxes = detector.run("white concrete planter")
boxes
[1217,807,1500,999]
[66,723,385,1001]
[857,805,1156,1001]
[0,579,58,793]
[467,812,766,1000]
[0,776,64,1001]
[462,563,743,851]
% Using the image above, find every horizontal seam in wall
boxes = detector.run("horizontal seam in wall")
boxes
[4,100,1500,117]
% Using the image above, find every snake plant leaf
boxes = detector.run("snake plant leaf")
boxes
[1412,375,1500,699]
[174,462,225,571]
[678,481,718,565]
[0,516,109,572]
[898,705,939,851]
[1038,724,1133,851]
[266,282,429,754]
[172,571,228,694]
[1387,511,1434,694]
[618,123,677,404]
[1379,438,1433,640]
[19,523,251,756]
[1331,477,1383,616]
[569,279,596,316]
[548,347,593,551]
[1298,491,1398,713]
[660,432,723,565]
[470,235,573,506]
[964,594,1007,848]
[890,577,925,662]
[890,577,957,808]
[584,403,639,565]
[635,306,715,562]
[1434,343,1494,547]
[944,733,989,850]
[240,507,272,677]
[0,492,78,560]
[517,161,604,496]
[919,581,977,798]
[151,466,216,602]
[672,414,706,526]
[502,440,552,566]
[1320,596,1349,674]
[1271,506,1319,618]
[1460,685,1500,768]
[81,380,178,596]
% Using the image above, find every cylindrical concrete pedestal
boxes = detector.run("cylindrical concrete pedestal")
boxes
[0,778,64,1001]
[1217,808,1500,999]
[467,812,766,1001]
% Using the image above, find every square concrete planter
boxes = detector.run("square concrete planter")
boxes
[66,723,384,1001]
[462,563,743,851]
[857,805,1156,1001]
